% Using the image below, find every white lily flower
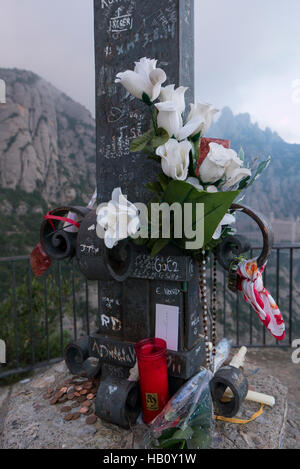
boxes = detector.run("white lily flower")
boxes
[96,188,140,249]
[178,102,219,141]
[156,138,192,181]
[159,84,188,114]
[115,57,166,101]
[213,213,235,240]
[186,177,204,190]
[199,142,243,184]
[155,101,183,138]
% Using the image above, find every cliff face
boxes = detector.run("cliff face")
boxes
[0,68,96,206]
[208,107,300,221]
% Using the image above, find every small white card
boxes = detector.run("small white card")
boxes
[155,304,179,351]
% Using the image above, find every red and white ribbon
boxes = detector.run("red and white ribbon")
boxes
[237,259,285,341]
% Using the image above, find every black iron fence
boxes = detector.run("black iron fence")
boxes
[0,245,299,380]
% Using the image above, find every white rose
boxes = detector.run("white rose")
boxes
[178,102,219,141]
[155,101,183,138]
[156,138,192,181]
[213,213,235,240]
[186,177,203,190]
[199,142,243,184]
[115,57,166,101]
[222,167,252,190]
[159,84,188,114]
[96,188,140,249]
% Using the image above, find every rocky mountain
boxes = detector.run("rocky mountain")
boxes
[0,68,96,256]
[208,107,300,221]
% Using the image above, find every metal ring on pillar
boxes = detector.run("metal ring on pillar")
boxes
[210,365,248,418]
[64,336,101,378]
[40,206,90,260]
[104,240,133,282]
[215,203,274,271]
[95,376,141,428]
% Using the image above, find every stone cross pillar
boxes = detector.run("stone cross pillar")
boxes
[94,0,194,204]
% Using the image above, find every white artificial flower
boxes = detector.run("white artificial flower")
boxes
[186,177,203,190]
[159,84,188,114]
[213,213,235,240]
[206,185,218,192]
[96,188,140,249]
[199,142,243,184]
[115,57,166,101]
[156,138,192,181]
[155,101,183,138]
[222,167,252,190]
[178,103,219,141]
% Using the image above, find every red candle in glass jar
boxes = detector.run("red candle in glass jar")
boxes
[134,338,169,424]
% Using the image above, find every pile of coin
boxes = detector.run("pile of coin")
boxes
[43,374,99,425]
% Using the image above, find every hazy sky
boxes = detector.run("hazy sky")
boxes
[1,0,300,143]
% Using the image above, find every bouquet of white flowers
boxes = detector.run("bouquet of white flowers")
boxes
[97,57,270,257]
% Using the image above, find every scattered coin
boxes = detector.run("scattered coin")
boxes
[58,396,68,404]
[60,387,68,393]
[71,402,80,409]
[72,412,81,420]
[77,396,86,403]
[61,406,72,413]
[74,392,81,397]
[80,389,88,395]
[82,400,92,407]
[67,393,75,400]
[75,386,83,391]
[87,393,95,400]
[86,414,97,425]
[80,406,89,414]
[50,397,58,405]
[64,413,73,421]
[84,382,93,390]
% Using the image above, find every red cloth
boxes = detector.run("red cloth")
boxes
[30,242,52,277]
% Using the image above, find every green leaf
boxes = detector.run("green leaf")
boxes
[151,127,170,148]
[158,173,171,191]
[241,155,271,189]
[163,180,240,250]
[142,92,152,106]
[238,175,251,190]
[150,238,170,257]
[130,129,153,152]
[238,147,245,163]
[191,131,201,142]
[145,181,163,195]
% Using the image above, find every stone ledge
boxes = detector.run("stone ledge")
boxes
[0,359,289,449]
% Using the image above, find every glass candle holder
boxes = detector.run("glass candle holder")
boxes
[134,338,169,424]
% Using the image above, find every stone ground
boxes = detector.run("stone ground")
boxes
[0,348,298,449]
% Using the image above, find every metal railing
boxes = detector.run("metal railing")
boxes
[0,245,299,379]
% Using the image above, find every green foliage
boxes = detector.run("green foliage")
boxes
[151,127,169,148]
[130,129,154,152]
[162,180,240,253]
[0,273,74,371]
